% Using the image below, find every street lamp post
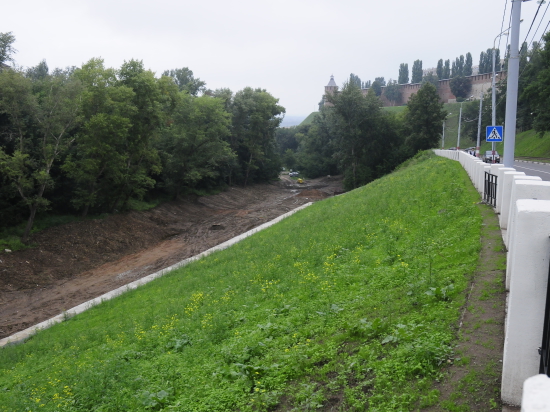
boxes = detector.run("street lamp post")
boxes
[442,113,452,149]
[457,97,473,151]
[492,28,510,162]
[476,90,483,157]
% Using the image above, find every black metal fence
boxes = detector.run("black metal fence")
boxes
[540,259,550,376]
[483,172,497,207]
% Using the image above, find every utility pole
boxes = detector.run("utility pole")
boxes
[476,90,483,157]
[503,0,530,167]
[442,121,445,149]
[492,28,509,162]
[457,103,463,151]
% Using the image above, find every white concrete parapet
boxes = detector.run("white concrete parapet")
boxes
[499,172,526,228]
[496,167,517,213]
[521,374,550,412]
[502,199,550,405]
[506,181,550,290]
[502,176,542,232]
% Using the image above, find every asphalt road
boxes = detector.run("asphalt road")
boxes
[513,161,550,182]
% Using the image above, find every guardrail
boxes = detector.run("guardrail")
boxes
[484,172,498,207]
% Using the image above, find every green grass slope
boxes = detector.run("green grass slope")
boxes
[299,112,318,126]
[479,129,550,158]
[0,152,483,411]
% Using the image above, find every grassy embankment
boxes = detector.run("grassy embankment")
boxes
[299,111,318,126]
[0,152,483,411]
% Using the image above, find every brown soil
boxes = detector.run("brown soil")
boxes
[0,176,344,340]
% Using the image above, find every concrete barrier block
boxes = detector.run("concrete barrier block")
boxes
[496,167,517,213]
[481,165,492,196]
[521,374,550,412]
[502,199,550,405]
[500,172,526,228]
[506,181,550,289]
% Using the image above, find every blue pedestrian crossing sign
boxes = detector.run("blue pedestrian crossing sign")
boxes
[486,126,503,142]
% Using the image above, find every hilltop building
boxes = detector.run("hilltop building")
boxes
[323,72,507,107]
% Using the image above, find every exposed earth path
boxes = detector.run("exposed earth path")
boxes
[0,175,343,340]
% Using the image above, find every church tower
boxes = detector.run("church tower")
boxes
[324,75,338,107]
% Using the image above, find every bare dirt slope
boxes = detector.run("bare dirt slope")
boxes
[0,176,343,339]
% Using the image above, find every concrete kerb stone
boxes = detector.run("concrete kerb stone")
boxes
[0,202,314,348]
[505,181,550,290]
[496,167,517,213]
[499,172,526,228]
[502,199,550,406]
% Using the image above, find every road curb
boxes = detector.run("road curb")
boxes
[0,202,313,348]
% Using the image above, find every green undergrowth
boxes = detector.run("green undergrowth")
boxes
[480,129,550,158]
[0,152,483,411]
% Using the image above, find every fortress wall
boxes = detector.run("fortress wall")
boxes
[324,71,507,109]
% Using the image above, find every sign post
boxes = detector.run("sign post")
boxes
[486,126,503,164]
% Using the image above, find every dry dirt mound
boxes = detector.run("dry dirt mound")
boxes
[0,176,343,339]
[295,189,329,199]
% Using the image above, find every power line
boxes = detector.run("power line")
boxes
[527,0,550,50]
[523,0,545,44]
[498,0,509,51]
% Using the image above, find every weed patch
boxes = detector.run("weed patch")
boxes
[0,154,484,411]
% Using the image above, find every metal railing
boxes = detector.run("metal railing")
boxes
[540,258,550,376]
[483,172,497,207]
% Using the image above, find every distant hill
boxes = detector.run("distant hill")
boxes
[280,115,307,127]
[300,112,318,126]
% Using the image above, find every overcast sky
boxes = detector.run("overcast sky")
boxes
[1,0,547,123]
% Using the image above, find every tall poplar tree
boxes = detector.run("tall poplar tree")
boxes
[436,59,444,79]
[411,60,423,83]
[443,59,451,79]
[464,52,473,76]
[398,63,409,84]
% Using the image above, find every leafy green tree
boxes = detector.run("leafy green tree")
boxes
[229,87,285,185]
[110,59,167,211]
[405,83,447,152]
[479,51,487,74]
[0,32,16,65]
[0,69,83,241]
[443,59,451,79]
[294,109,338,178]
[162,67,206,96]
[326,81,403,189]
[374,77,386,87]
[464,52,473,76]
[158,93,235,196]
[63,58,136,216]
[398,63,409,84]
[411,60,423,83]
[371,80,382,96]
[422,72,439,88]
[522,33,550,136]
[26,60,49,81]
[450,76,472,99]
[436,59,443,80]
[451,60,457,78]
[349,73,362,88]
[384,79,401,106]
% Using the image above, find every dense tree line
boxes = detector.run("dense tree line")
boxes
[277,82,446,190]
[0,34,284,239]
[456,36,550,144]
